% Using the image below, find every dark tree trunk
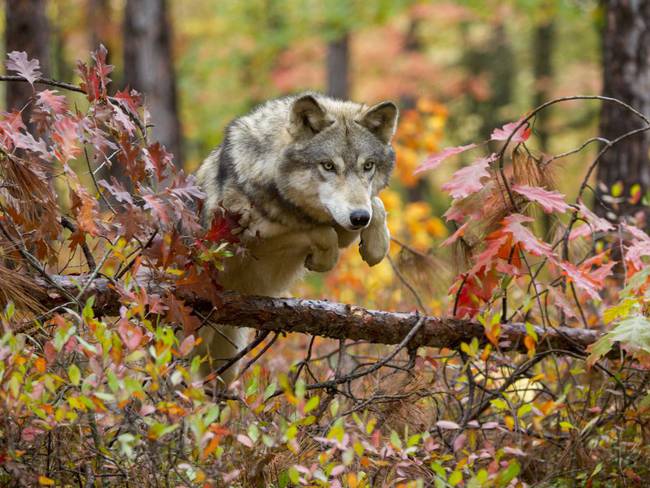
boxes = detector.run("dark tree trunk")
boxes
[123,0,182,166]
[532,12,555,237]
[88,0,114,63]
[597,1,650,228]
[326,33,349,99]
[5,0,50,114]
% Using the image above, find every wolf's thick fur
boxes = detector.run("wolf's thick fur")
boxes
[196,92,398,383]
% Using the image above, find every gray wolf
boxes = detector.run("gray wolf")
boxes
[196,92,398,384]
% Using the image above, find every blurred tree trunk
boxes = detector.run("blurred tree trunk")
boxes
[87,0,114,63]
[532,11,556,237]
[123,0,182,166]
[326,33,349,99]
[5,0,50,115]
[597,1,650,228]
[461,21,515,138]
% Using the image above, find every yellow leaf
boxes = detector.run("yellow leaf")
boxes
[38,475,55,485]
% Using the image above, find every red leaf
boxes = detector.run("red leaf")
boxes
[166,294,201,335]
[555,261,600,300]
[6,51,41,86]
[440,222,469,247]
[577,201,614,233]
[491,118,531,143]
[142,194,171,227]
[114,87,142,113]
[205,213,239,244]
[144,143,174,180]
[118,319,144,351]
[441,154,495,199]
[112,104,136,135]
[178,335,196,356]
[415,143,476,174]
[512,184,569,213]
[70,187,99,236]
[502,214,552,257]
[35,89,67,115]
[52,117,81,163]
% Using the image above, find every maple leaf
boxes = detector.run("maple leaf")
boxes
[35,89,67,115]
[577,201,614,233]
[117,134,146,181]
[70,187,99,236]
[144,143,174,180]
[166,294,201,335]
[512,184,569,213]
[169,173,205,201]
[6,51,42,86]
[205,213,239,244]
[415,143,476,174]
[491,118,531,143]
[587,315,650,367]
[502,214,552,257]
[441,154,495,199]
[118,318,145,351]
[440,221,468,247]
[98,178,133,205]
[52,117,81,163]
[114,87,142,113]
[13,131,49,159]
[142,193,171,227]
[0,111,26,150]
[555,261,600,300]
[112,103,136,135]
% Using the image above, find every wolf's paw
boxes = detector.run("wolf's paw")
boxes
[360,197,390,266]
[305,227,339,272]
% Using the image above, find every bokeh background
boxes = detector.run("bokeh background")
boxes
[1,0,605,313]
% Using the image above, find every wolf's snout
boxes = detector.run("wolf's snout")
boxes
[349,210,371,228]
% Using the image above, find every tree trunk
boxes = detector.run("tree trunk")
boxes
[597,1,650,228]
[532,11,556,237]
[87,0,114,64]
[326,33,350,99]
[123,0,182,166]
[5,0,50,115]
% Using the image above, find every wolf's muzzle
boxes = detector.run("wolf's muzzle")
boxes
[349,209,371,229]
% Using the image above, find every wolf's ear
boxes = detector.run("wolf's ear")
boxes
[290,95,331,137]
[358,101,398,144]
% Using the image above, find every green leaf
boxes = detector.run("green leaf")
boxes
[449,470,463,486]
[304,395,320,414]
[68,364,81,386]
[496,460,520,485]
[288,466,300,484]
[588,315,650,366]
[390,430,402,450]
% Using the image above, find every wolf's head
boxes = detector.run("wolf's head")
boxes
[279,94,398,231]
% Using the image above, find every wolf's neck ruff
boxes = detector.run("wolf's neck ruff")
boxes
[195,92,398,385]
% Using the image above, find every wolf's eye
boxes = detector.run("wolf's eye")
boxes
[321,161,336,172]
[363,160,375,171]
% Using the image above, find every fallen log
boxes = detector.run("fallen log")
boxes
[26,274,603,357]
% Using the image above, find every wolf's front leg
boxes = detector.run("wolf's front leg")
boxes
[360,197,390,266]
[305,226,339,272]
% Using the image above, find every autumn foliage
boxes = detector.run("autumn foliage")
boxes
[1,48,650,487]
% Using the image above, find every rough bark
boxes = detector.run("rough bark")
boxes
[34,274,603,357]
[326,33,350,99]
[123,0,182,165]
[5,0,50,114]
[597,1,650,228]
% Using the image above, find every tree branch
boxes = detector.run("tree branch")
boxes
[27,274,605,356]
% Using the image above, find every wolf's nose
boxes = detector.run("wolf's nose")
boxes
[349,210,371,228]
